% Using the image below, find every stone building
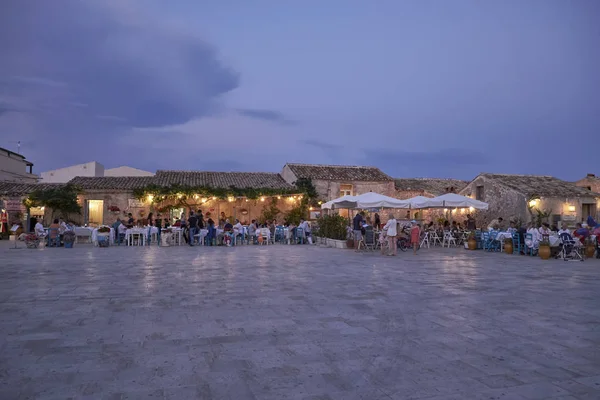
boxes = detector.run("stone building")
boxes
[70,170,299,226]
[460,173,600,227]
[40,161,153,183]
[281,163,395,201]
[0,146,38,183]
[0,182,64,227]
[394,178,468,199]
[575,173,600,194]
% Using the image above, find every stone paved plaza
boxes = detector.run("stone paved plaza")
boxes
[1,242,599,400]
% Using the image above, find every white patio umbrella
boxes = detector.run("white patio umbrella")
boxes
[404,195,432,209]
[418,193,489,210]
[321,192,410,210]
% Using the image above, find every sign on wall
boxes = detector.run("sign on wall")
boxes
[5,199,25,212]
[128,199,144,208]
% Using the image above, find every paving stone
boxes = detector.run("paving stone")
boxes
[1,243,599,399]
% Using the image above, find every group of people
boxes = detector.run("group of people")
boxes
[352,211,420,256]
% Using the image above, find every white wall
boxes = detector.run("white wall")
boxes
[0,150,38,182]
[40,161,104,183]
[104,166,154,177]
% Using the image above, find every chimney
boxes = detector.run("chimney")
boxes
[587,173,596,178]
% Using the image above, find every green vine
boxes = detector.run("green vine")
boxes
[132,179,319,206]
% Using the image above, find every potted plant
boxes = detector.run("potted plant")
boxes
[467,232,477,250]
[24,233,40,249]
[108,205,120,215]
[97,226,111,247]
[63,231,76,248]
[538,237,551,260]
[584,237,596,259]
[504,237,513,254]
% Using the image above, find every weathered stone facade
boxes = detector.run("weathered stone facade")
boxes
[282,163,395,201]
[461,174,600,227]
[575,174,600,194]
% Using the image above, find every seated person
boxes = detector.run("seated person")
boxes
[538,222,551,236]
[233,219,244,240]
[573,223,590,244]
[223,219,234,246]
[34,221,46,238]
[173,219,181,227]
[117,222,127,243]
[525,223,540,250]
[558,223,571,236]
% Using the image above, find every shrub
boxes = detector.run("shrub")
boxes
[315,214,348,240]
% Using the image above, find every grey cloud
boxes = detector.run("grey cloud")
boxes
[235,108,295,125]
[0,0,239,170]
[364,148,490,179]
[300,139,343,152]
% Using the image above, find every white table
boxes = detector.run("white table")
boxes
[74,227,93,243]
[164,228,183,245]
[124,228,149,246]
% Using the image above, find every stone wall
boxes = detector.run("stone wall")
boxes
[312,180,395,200]
[575,176,600,194]
[78,190,299,226]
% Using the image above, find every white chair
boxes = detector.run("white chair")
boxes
[443,231,457,248]
[430,231,442,246]
[420,231,430,249]
[129,232,145,246]
[258,228,270,245]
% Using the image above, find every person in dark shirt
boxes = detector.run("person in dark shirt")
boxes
[187,211,198,246]
[466,214,476,230]
[207,218,216,246]
[352,212,364,250]
[154,213,162,245]
[127,213,134,227]
[374,213,381,229]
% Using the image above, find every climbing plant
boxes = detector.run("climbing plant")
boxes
[23,184,82,219]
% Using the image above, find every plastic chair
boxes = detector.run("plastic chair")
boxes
[511,232,523,254]
[558,232,583,261]
[420,231,430,249]
[442,231,456,248]
[274,226,284,243]
[524,233,536,256]
[295,228,305,244]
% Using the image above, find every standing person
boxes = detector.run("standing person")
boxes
[127,213,134,226]
[197,210,204,229]
[382,213,398,256]
[146,212,154,244]
[466,214,476,230]
[352,211,364,250]
[154,213,162,245]
[207,217,216,246]
[180,212,188,244]
[187,211,198,246]
[374,213,381,229]
[410,220,420,255]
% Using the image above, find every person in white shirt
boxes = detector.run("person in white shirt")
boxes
[34,221,46,238]
[233,219,244,243]
[382,214,398,256]
[558,223,571,236]
[525,222,540,250]
[538,222,551,236]
[298,218,312,244]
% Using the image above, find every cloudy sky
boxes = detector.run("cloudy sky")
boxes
[1,0,598,180]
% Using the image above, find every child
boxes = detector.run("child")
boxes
[410,220,420,255]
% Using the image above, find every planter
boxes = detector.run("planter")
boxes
[585,244,596,259]
[539,245,551,260]
[97,233,110,247]
[64,241,74,248]
[467,238,477,250]
[346,239,354,249]
[504,241,513,254]
[324,238,348,249]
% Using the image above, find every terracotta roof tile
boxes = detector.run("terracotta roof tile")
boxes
[394,178,468,196]
[68,176,155,190]
[478,174,600,197]
[0,182,66,196]
[286,163,392,181]
[153,170,295,190]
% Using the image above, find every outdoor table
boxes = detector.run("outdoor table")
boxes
[124,228,146,246]
[73,227,93,243]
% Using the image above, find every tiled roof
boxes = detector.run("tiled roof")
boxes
[68,176,155,190]
[394,178,468,196]
[153,170,294,190]
[0,182,65,196]
[478,174,600,197]
[286,163,392,181]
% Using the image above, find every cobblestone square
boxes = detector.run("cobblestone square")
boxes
[1,243,599,399]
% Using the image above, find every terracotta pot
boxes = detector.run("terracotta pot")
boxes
[468,238,477,250]
[504,241,513,254]
[539,245,551,260]
[585,244,596,259]
[346,239,354,249]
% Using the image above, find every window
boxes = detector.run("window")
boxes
[475,186,484,201]
[339,184,353,197]
[586,186,592,191]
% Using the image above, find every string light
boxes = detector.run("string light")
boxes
[260,197,265,202]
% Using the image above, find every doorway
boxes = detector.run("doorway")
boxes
[88,200,104,226]
[582,203,596,221]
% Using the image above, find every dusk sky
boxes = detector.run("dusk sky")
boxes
[1,0,598,180]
